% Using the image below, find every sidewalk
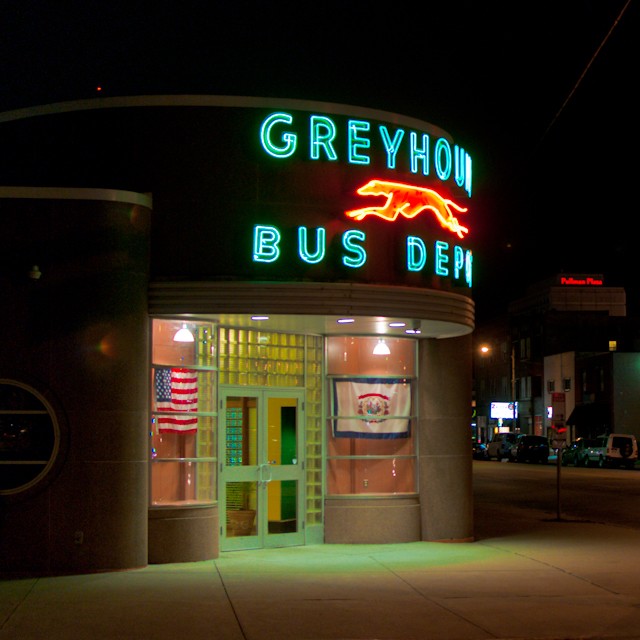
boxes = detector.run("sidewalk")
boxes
[3,507,640,639]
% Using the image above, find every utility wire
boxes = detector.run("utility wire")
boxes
[538,0,632,147]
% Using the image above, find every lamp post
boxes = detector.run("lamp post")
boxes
[511,344,516,429]
[480,343,517,430]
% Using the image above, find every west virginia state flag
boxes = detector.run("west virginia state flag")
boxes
[333,378,411,439]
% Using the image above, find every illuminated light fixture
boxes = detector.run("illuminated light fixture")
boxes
[173,323,195,343]
[337,318,355,324]
[372,339,391,356]
[406,322,422,335]
[345,179,469,239]
[251,315,269,321]
[388,322,405,328]
[28,265,42,280]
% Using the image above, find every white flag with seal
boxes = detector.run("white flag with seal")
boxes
[333,378,411,439]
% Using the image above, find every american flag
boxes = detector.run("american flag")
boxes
[154,368,198,434]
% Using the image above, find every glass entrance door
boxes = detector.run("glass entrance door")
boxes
[219,389,305,550]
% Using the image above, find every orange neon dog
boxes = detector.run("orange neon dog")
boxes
[345,179,469,238]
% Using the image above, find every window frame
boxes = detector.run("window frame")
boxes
[149,318,219,508]
[324,336,418,497]
[0,378,63,498]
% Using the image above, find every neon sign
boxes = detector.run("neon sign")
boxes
[254,109,474,289]
[346,179,469,238]
[259,111,472,197]
[560,276,603,286]
[252,225,473,286]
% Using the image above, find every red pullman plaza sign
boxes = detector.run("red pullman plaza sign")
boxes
[559,276,603,286]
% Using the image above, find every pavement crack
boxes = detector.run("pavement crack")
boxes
[370,555,499,638]
[0,577,39,630]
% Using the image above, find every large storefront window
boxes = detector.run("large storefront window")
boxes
[150,319,217,506]
[326,337,417,496]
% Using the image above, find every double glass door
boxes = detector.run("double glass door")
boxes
[219,389,305,550]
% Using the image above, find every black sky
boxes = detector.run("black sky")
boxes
[1,0,636,321]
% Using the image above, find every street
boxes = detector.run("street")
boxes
[473,459,640,539]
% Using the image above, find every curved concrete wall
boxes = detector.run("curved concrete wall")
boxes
[324,497,421,543]
[0,190,152,575]
[418,335,474,542]
[149,506,218,563]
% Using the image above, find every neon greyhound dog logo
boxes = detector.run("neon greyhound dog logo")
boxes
[345,179,469,239]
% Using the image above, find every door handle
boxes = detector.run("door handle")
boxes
[258,462,272,486]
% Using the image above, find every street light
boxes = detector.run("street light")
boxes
[510,343,516,427]
[479,342,517,429]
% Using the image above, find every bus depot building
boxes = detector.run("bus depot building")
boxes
[0,96,475,575]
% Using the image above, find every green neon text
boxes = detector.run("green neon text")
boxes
[253,225,281,262]
[435,240,449,276]
[260,113,297,158]
[310,116,338,161]
[342,229,366,267]
[258,111,473,197]
[253,225,472,286]
[298,227,326,263]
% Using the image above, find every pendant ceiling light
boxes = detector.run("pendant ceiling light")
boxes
[372,339,390,355]
[173,323,195,343]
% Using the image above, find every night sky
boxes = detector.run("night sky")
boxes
[1,1,636,321]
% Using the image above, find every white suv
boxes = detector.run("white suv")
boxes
[585,433,638,469]
[487,432,518,460]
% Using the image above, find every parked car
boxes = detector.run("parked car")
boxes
[472,442,489,460]
[561,438,598,467]
[584,433,638,469]
[487,432,517,460]
[509,434,550,464]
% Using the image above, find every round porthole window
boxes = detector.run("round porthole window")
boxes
[0,379,60,495]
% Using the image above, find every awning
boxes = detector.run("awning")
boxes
[566,403,611,436]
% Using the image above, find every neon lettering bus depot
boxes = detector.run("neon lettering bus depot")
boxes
[252,225,473,288]
[259,111,473,198]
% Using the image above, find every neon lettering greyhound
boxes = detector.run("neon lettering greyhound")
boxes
[346,179,469,239]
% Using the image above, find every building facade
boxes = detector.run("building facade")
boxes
[1,96,476,575]
[474,273,636,446]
